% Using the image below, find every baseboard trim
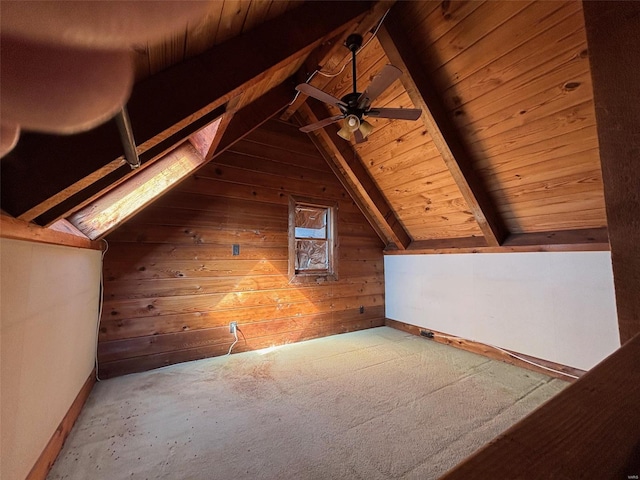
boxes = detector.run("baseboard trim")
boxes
[385,319,585,382]
[25,369,96,480]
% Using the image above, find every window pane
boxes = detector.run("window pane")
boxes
[295,239,328,271]
[295,206,326,239]
[295,226,326,239]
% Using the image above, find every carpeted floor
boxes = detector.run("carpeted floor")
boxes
[48,326,567,480]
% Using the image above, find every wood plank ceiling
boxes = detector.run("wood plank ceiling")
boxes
[1,0,609,253]
[132,0,303,82]
[296,0,606,249]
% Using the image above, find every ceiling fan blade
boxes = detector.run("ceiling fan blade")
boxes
[357,64,403,109]
[366,107,422,121]
[295,84,346,108]
[299,114,344,133]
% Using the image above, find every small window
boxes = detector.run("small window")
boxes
[289,197,337,282]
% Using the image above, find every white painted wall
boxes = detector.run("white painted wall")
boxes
[1,239,102,480]
[385,251,619,371]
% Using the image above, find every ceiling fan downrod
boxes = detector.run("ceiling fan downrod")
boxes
[345,33,363,97]
[295,31,421,143]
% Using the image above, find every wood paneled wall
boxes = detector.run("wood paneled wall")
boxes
[98,119,385,378]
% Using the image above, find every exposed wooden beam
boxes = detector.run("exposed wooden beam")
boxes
[17,156,127,223]
[583,1,640,344]
[297,102,411,249]
[212,82,294,159]
[385,228,610,255]
[0,215,101,250]
[127,1,371,153]
[189,116,228,160]
[16,104,227,227]
[503,228,609,249]
[47,219,90,239]
[300,117,389,247]
[377,17,508,247]
[441,331,640,479]
[68,140,215,240]
[281,1,395,121]
[190,96,241,161]
[1,1,373,221]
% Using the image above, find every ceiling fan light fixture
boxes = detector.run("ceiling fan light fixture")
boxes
[359,120,374,139]
[337,124,351,140]
[346,114,360,131]
[338,114,361,140]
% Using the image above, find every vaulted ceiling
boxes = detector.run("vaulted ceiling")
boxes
[1,0,609,253]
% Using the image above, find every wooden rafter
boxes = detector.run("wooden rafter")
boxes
[123,1,372,157]
[297,101,411,250]
[281,0,396,121]
[48,219,90,239]
[1,1,373,223]
[189,114,231,160]
[17,156,126,224]
[16,104,227,227]
[385,227,610,255]
[300,119,389,247]
[0,215,101,250]
[377,17,508,247]
[68,139,216,241]
[583,1,640,344]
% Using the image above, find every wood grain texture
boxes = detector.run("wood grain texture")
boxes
[326,42,486,243]
[385,319,584,382]
[137,1,304,82]
[24,104,225,228]
[378,20,508,246]
[213,82,293,158]
[100,316,386,378]
[25,371,95,480]
[46,219,90,239]
[385,227,609,255]
[297,102,411,249]
[1,1,370,223]
[440,332,640,479]
[584,1,640,344]
[280,0,395,120]
[0,215,101,250]
[99,119,385,377]
[4,0,609,253]
[348,0,605,242]
[16,157,127,223]
[126,0,370,157]
[296,116,390,247]
[69,142,210,240]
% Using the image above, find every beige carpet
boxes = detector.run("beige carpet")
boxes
[48,327,566,480]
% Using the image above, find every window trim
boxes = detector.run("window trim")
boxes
[288,195,338,283]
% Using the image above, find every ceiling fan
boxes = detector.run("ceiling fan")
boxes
[297,33,422,143]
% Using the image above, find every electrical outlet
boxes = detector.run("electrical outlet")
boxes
[359,305,364,314]
[420,330,434,339]
[230,321,237,333]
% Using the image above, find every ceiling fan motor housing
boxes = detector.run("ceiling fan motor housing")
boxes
[339,92,367,120]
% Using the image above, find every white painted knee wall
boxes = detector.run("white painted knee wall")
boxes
[384,251,620,371]
[1,239,102,480]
